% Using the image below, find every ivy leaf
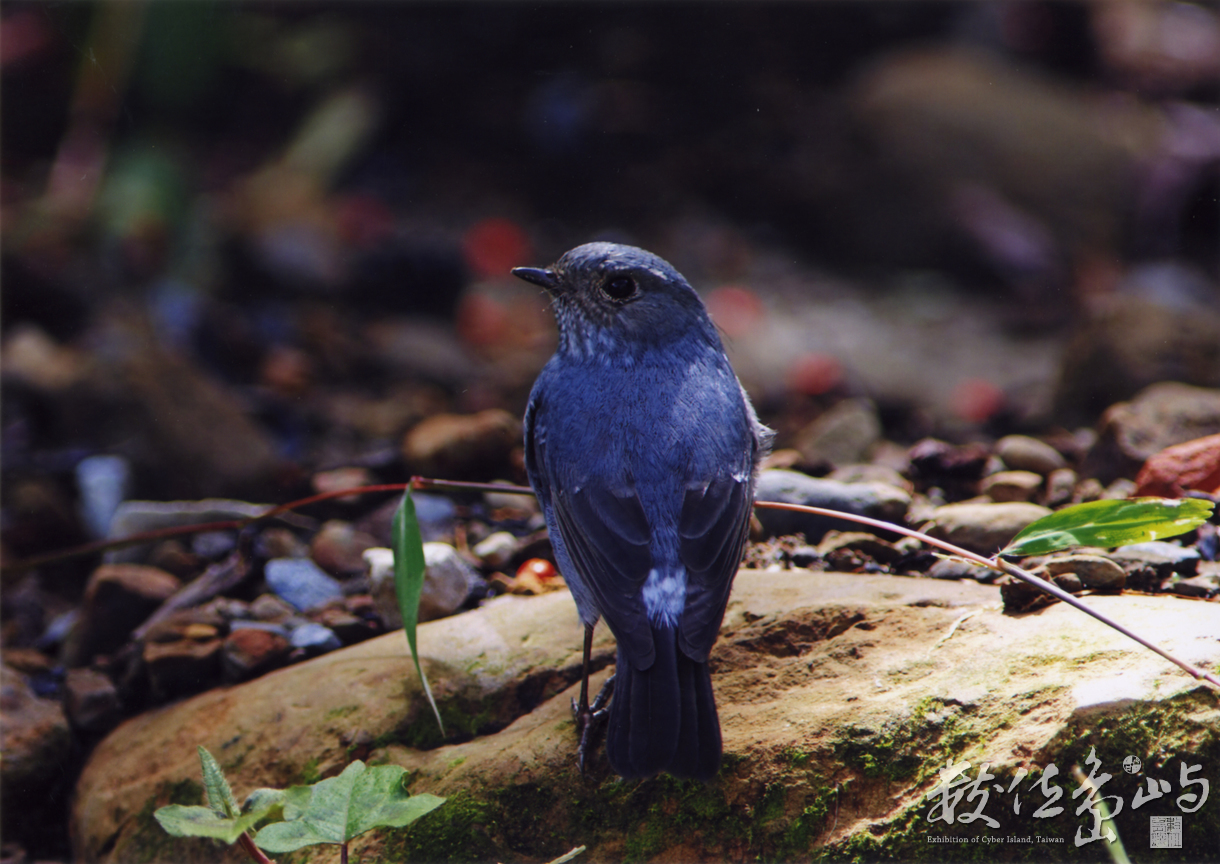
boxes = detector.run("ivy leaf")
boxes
[1001,497,1215,558]
[253,761,445,852]
[392,489,445,736]
[154,748,283,844]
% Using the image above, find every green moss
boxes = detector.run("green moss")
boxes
[297,757,321,786]
[325,704,360,721]
[380,790,497,863]
[389,699,499,750]
[781,746,813,767]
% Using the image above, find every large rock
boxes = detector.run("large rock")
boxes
[921,501,1052,555]
[2,664,73,855]
[72,572,1220,863]
[754,469,911,542]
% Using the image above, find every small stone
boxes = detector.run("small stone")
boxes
[66,564,182,666]
[255,527,310,560]
[290,623,342,656]
[1134,432,1220,498]
[311,466,373,503]
[75,455,131,539]
[369,543,480,628]
[923,502,1053,556]
[789,546,822,569]
[926,558,995,582]
[815,531,903,565]
[1111,541,1200,579]
[472,531,520,569]
[827,463,912,492]
[222,628,292,682]
[1101,478,1137,499]
[1051,571,1083,593]
[981,470,1043,503]
[309,606,379,644]
[191,530,236,559]
[143,632,223,701]
[1040,554,1126,590]
[264,558,345,611]
[1072,477,1104,503]
[402,409,521,479]
[908,438,990,498]
[63,668,121,734]
[310,520,381,577]
[793,398,882,468]
[1169,575,1220,598]
[1044,468,1077,507]
[249,593,297,622]
[147,540,204,580]
[999,576,1057,612]
[754,470,911,543]
[2,649,52,676]
[994,435,1066,476]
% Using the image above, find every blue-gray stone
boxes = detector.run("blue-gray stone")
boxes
[289,623,342,654]
[1112,541,1200,577]
[264,558,344,611]
[754,469,911,543]
[75,455,130,538]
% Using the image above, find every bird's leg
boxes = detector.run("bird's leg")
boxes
[571,623,614,774]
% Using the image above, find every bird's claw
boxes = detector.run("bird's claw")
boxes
[572,673,615,774]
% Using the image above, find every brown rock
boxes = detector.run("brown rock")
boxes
[815,530,903,565]
[66,565,182,667]
[221,628,292,683]
[1040,554,1126,591]
[793,398,881,468]
[1,665,72,856]
[1134,432,1220,498]
[402,409,521,478]
[309,605,379,644]
[63,668,121,734]
[981,470,1043,503]
[1044,467,1077,507]
[994,435,1066,476]
[923,501,1053,555]
[310,520,380,577]
[1084,382,1220,483]
[142,612,227,701]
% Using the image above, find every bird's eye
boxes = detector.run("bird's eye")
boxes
[602,276,638,301]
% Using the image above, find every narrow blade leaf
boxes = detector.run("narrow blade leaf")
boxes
[392,489,445,736]
[198,746,239,818]
[1001,497,1215,558]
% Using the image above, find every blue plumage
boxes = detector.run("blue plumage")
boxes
[516,243,771,780]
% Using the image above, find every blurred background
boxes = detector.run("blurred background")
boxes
[3,0,1219,518]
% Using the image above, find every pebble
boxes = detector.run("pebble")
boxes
[1111,541,1200,579]
[1039,554,1126,590]
[309,605,379,644]
[1044,468,1077,507]
[816,531,903,565]
[74,455,130,538]
[191,530,237,559]
[222,628,292,682]
[981,470,1043,503]
[792,398,881,468]
[754,469,911,543]
[472,531,520,569]
[66,564,182,667]
[1167,575,1219,598]
[368,542,481,628]
[922,502,1052,556]
[826,463,912,492]
[926,558,996,582]
[142,615,225,701]
[264,558,345,611]
[311,520,381,576]
[254,527,310,560]
[63,668,121,734]
[290,623,343,656]
[402,409,522,478]
[993,435,1066,476]
[311,466,374,502]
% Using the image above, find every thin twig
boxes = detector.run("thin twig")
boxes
[238,831,275,864]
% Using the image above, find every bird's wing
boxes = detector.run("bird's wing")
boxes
[677,467,753,664]
[525,388,657,666]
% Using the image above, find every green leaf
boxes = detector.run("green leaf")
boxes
[1001,497,1215,558]
[154,804,269,844]
[253,761,445,853]
[198,746,239,818]
[392,489,445,736]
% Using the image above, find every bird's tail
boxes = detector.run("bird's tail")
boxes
[605,625,721,781]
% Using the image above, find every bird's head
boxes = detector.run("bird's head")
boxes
[512,242,718,360]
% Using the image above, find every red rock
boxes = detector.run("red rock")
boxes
[221,628,292,683]
[1134,432,1220,497]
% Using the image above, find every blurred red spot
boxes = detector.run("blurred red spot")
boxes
[516,558,558,581]
[706,285,764,339]
[456,293,509,348]
[787,353,843,396]
[335,194,396,249]
[463,218,531,279]
[953,379,1006,423]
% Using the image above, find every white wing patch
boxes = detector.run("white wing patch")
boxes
[642,565,687,626]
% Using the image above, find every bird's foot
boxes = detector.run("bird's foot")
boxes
[570,673,614,774]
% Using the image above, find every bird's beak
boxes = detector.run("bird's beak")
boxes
[511,267,560,292]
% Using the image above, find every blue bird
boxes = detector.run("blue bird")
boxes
[514,243,772,780]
